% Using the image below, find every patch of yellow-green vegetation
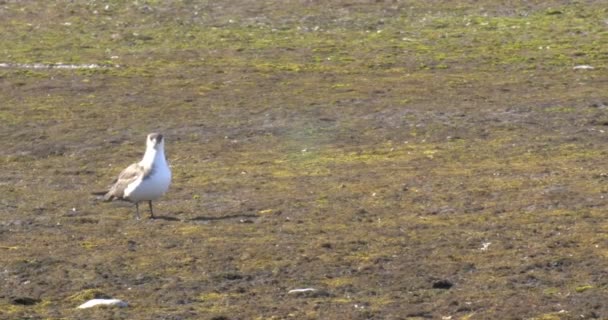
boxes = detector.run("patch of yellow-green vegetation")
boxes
[80,241,98,249]
[457,314,478,320]
[543,287,561,296]
[66,289,108,303]
[176,224,206,235]
[543,105,577,113]
[0,303,25,315]
[257,209,275,216]
[574,284,594,293]
[274,144,436,177]
[322,277,354,288]
[410,7,605,70]
[238,251,285,273]
[196,291,245,314]
[253,62,302,73]
[0,300,53,318]
[2,2,603,74]
[340,248,394,268]
[199,291,230,302]
[0,245,20,250]
[529,313,567,320]
[367,295,398,312]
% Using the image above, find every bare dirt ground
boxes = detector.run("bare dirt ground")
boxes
[1,1,608,319]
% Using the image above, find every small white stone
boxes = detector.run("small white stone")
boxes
[573,65,594,70]
[77,299,128,309]
[480,242,491,251]
[288,288,316,294]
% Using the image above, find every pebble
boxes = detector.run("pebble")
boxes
[287,288,331,297]
[573,65,594,70]
[288,288,316,294]
[77,299,128,309]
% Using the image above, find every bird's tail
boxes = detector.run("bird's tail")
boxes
[91,191,114,202]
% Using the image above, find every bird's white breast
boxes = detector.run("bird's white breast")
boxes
[124,163,171,202]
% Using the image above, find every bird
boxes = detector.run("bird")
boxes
[96,133,172,220]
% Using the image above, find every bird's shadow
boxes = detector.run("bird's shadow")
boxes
[186,213,258,222]
[150,215,181,221]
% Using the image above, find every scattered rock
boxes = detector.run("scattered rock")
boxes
[287,288,331,297]
[320,242,333,249]
[214,272,245,281]
[288,288,317,294]
[354,301,371,309]
[11,297,39,305]
[77,298,128,309]
[432,279,454,289]
[407,310,433,318]
[545,9,563,15]
[480,242,491,251]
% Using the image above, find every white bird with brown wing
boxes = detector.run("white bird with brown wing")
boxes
[98,133,172,219]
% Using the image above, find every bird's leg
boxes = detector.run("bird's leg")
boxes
[148,201,155,219]
[135,202,141,220]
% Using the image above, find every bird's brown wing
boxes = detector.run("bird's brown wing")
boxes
[103,163,144,201]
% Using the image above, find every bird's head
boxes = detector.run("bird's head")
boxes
[147,132,164,150]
